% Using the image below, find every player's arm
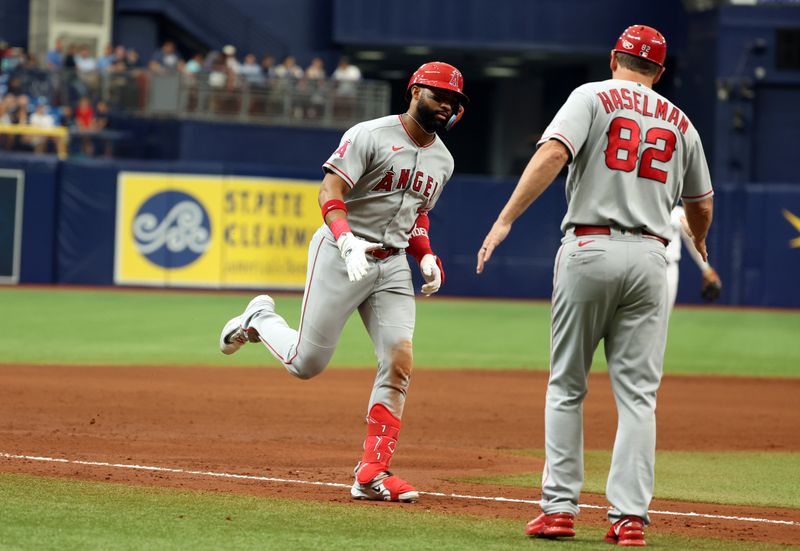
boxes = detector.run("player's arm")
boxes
[406,211,444,296]
[319,171,349,228]
[679,220,711,272]
[682,197,713,262]
[476,140,569,273]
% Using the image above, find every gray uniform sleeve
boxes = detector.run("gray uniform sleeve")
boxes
[537,85,595,162]
[322,125,374,189]
[680,136,714,203]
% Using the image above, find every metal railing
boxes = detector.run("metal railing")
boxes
[1,68,391,130]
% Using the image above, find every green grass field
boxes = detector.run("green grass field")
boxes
[1,288,798,376]
[461,449,800,509]
[1,287,798,550]
[0,473,791,551]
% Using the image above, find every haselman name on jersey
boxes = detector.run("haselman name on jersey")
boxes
[597,87,689,135]
[370,167,440,199]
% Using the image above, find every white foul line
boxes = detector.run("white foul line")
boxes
[1,452,797,527]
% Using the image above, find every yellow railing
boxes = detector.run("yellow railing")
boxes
[0,125,69,159]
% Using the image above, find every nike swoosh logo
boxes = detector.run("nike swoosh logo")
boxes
[578,240,595,247]
[392,146,404,151]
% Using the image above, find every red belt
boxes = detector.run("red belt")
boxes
[574,225,668,247]
[368,247,400,260]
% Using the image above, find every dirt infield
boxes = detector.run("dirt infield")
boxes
[1,364,798,545]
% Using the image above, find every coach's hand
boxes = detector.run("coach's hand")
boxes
[476,220,512,274]
[420,254,443,296]
[337,232,383,282]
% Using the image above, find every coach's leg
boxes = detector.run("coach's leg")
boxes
[248,228,370,379]
[542,241,617,517]
[604,242,669,525]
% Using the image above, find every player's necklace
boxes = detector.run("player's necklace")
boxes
[405,113,435,137]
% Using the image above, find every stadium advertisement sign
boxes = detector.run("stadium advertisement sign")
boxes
[115,172,320,288]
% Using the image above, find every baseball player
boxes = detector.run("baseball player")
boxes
[218,62,467,503]
[666,205,722,310]
[476,26,713,546]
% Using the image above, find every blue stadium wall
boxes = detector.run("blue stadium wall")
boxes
[3,155,800,308]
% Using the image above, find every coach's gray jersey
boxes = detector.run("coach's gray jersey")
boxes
[323,115,454,248]
[538,79,713,239]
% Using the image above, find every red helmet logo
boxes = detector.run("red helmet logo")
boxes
[613,25,667,67]
[405,61,469,103]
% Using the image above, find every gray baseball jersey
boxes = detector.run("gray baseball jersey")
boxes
[246,113,455,420]
[538,79,713,239]
[538,79,713,525]
[323,114,454,248]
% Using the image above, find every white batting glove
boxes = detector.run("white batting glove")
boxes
[336,232,383,282]
[420,254,442,296]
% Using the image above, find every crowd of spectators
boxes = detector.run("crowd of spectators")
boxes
[0,37,366,156]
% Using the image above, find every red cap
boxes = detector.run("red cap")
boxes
[405,61,468,103]
[613,25,667,67]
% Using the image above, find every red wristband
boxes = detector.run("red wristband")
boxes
[406,213,434,263]
[322,199,347,219]
[329,217,351,240]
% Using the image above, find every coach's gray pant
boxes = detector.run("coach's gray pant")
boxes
[541,229,669,525]
[249,226,416,419]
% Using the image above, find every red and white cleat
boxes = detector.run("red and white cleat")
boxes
[350,468,419,503]
[605,516,647,547]
[524,512,576,539]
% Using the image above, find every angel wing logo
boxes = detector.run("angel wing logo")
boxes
[449,69,461,88]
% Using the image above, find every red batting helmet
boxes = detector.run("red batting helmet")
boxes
[405,61,469,103]
[612,25,667,67]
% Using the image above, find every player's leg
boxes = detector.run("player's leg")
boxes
[603,241,669,526]
[541,240,618,518]
[224,227,369,379]
[351,254,418,502]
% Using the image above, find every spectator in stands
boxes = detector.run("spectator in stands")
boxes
[125,48,143,69]
[185,53,204,74]
[305,57,326,80]
[113,45,127,65]
[75,45,97,73]
[46,38,64,70]
[4,94,29,150]
[0,99,10,124]
[94,100,109,129]
[332,56,362,85]
[59,105,74,129]
[207,53,228,88]
[94,100,114,157]
[274,55,303,79]
[260,53,276,78]
[239,53,263,85]
[0,41,8,68]
[75,96,95,155]
[6,73,24,96]
[303,57,328,119]
[0,95,11,149]
[223,44,240,74]
[151,40,180,71]
[63,44,77,68]
[97,44,116,72]
[28,102,55,154]
[13,94,30,125]
[331,56,361,117]
[75,96,94,128]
